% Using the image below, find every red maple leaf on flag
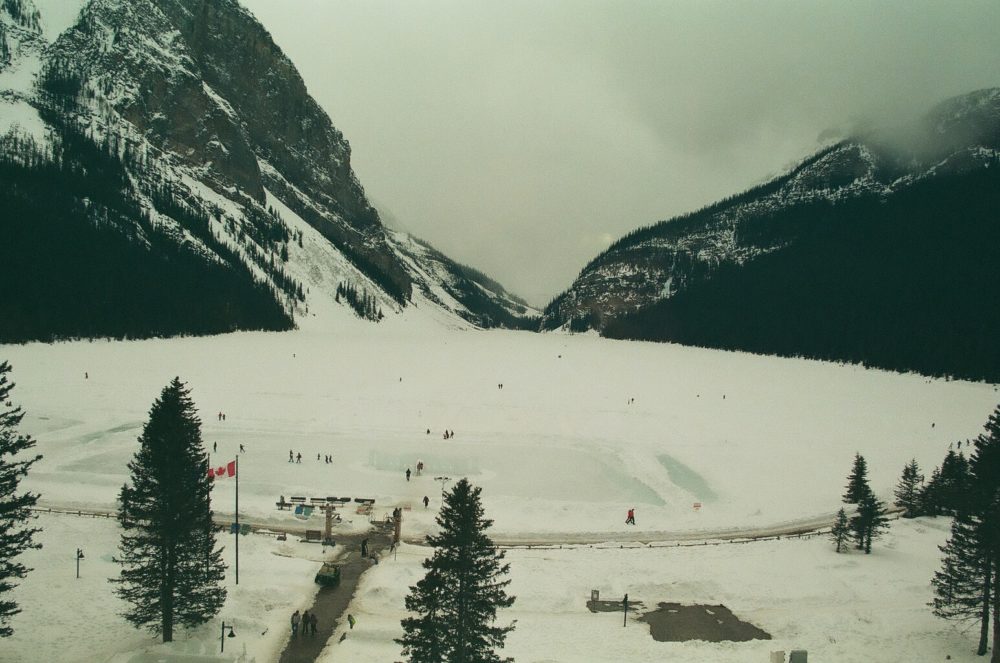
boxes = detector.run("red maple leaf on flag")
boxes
[207,459,236,479]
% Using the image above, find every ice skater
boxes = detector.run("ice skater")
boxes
[625,507,636,525]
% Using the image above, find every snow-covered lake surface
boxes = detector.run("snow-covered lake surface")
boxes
[2,316,997,661]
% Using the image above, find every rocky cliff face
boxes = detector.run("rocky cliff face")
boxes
[541,88,1000,332]
[1,0,533,340]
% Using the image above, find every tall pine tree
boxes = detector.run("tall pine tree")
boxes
[968,406,1000,662]
[398,478,516,663]
[931,508,992,655]
[0,361,42,638]
[110,378,226,642]
[843,452,872,504]
[894,458,924,518]
[932,404,1000,660]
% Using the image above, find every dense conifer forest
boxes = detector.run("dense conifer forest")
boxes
[603,165,1000,382]
[0,117,295,342]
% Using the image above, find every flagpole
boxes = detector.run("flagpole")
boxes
[235,454,239,585]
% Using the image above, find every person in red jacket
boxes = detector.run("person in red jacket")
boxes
[625,508,636,525]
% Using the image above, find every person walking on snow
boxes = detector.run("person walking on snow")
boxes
[347,614,356,629]
[289,450,293,463]
[291,610,301,635]
[296,452,302,463]
[406,468,411,481]
[423,495,430,508]
[625,508,636,525]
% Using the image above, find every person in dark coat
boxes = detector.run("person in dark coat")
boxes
[405,468,411,481]
[309,612,318,635]
[301,610,310,635]
[423,495,430,508]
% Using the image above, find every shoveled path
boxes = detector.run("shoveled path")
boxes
[278,524,394,663]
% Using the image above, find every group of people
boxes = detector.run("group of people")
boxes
[216,412,227,421]
[405,460,426,482]
[287,450,333,464]
[442,429,455,439]
[290,609,318,636]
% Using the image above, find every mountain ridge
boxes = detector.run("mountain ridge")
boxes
[541,87,1000,379]
[0,0,535,342]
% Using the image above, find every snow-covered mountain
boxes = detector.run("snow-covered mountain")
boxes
[541,88,1000,333]
[0,0,535,341]
[539,88,1000,380]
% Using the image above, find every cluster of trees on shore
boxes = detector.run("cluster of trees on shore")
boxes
[832,405,1000,660]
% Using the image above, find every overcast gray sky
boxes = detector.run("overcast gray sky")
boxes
[241,0,1000,306]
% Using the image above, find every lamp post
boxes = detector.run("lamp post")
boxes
[220,621,236,653]
[434,476,451,498]
[75,548,84,579]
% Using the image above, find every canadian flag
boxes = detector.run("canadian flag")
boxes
[208,460,236,479]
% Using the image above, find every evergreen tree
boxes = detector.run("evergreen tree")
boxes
[399,569,449,662]
[931,508,992,656]
[851,492,890,554]
[830,508,850,553]
[894,458,924,517]
[843,452,872,504]
[931,404,1000,660]
[0,361,42,638]
[110,378,226,642]
[939,450,972,515]
[967,406,1000,662]
[920,465,944,516]
[397,478,516,663]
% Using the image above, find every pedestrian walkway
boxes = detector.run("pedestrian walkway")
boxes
[278,526,393,663]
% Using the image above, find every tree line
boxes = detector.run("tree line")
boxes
[0,70,314,341]
[833,405,1000,660]
[603,166,1000,382]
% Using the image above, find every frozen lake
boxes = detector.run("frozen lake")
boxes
[5,321,996,540]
